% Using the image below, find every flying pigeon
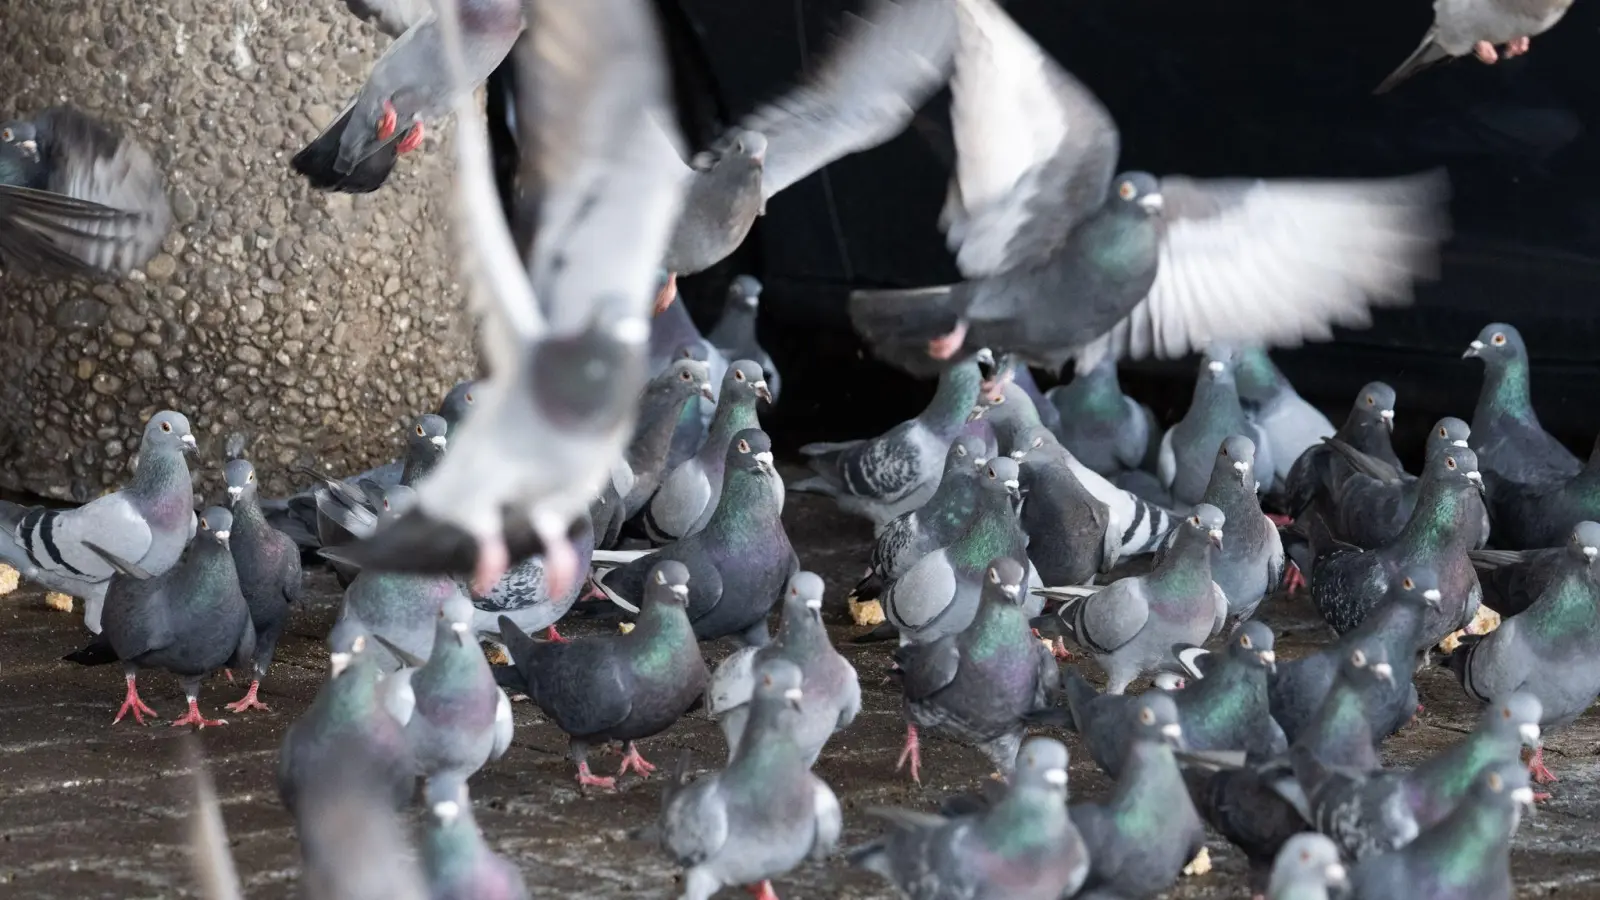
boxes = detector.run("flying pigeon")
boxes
[1375,0,1577,94]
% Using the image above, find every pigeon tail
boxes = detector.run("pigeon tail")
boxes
[290,108,402,193]
[1374,32,1451,95]
[63,633,119,666]
[849,283,974,377]
[81,541,154,580]
[1119,498,1179,557]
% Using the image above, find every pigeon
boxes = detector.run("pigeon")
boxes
[1062,621,1285,779]
[1487,435,1600,551]
[1396,692,1544,831]
[291,0,525,193]
[0,410,197,634]
[795,355,987,530]
[336,0,686,603]
[399,414,451,486]
[881,457,1029,646]
[1038,504,1228,693]
[650,289,727,388]
[984,352,1063,435]
[376,616,514,803]
[436,380,480,435]
[0,105,172,277]
[1190,435,1285,621]
[1344,760,1534,900]
[220,458,305,713]
[1290,743,1426,862]
[1327,416,1486,550]
[654,658,843,900]
[625,356,716,519]
[968,378,1043,457]
[1283,381,1400,521]
[420,785,530,900]
[851,432,991,603]
[706,275,782,403]
[278,638,416,817]
[849,736,1090,900]
[1011,426,1178,566]
[324,558,475,673]
[1159,347,1275,510]
[595,429,797,646]
[1307,446,1486,646]
[1374,0,1577,94]
[1293,644,1400,772]
[849,0,1446,376]
[497,560,708,788]
[1267,834,1348,900]
[707,572,861,765]
[892,558,1061,783]
[1470,520,1600,617]
[1234,346,1336,492]
[1069,693,1206,900]
[654,0,959,296]
[646,360,772,543]
[1012,427,1118,587]
[470,511,594,643]
[314,480,417,587]
[1463,322,1582,498]
[1044,356,1159,479]
[86,507,255,729]
[1447,520,1600,783]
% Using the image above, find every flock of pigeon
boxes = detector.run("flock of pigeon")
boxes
[0,0,1593,898]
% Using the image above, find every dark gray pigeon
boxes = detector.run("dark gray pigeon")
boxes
[1327,416,1486,550]
[469,511,594,643]
[1488,435,1600,550]
[624,357,715,519]
[654,658,842,900]
[1044,355,1159,479]
[892,558,1060,783]
[1267,834,1347,900]
[1463,323,1582,499]
[1159,347,1274,510]
[0,105,172,276]
[1011,426,1177,567]
[706,275,782,403]
[707,572,860,765]
[1470,520,1600,617]
[1344,760,1534,900]
[1016,426,1118,588]
[0,410,197,634]
[646,360,771,543]
[324,555,474,673]
[497,560,708,788]
[221,458,304,714]
[420,784,530,900]
[1234,346,1335,493]
[795,356,987,529]
[1294,644,1400,773]
[87,507,255,729]
[595,429,797,646]
[849,736,1090,900]
[1038,504,1227,693]
[1190,434,1284,621]
[399,414,450,487]
[1282,381,1399,522]
[1374,0,1576,94]
[849,0,1446,377]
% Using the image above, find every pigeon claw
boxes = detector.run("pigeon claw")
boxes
[539,535,579,605]
[473,536,511,598]
[396,122,424,155]
[170,699,227,729]
[746,881,781,900]
[1527,746,1559,785]
[654,272,679,316]
[113,675,159,725]
[1474,40,1499,64]
[1282,561,1307,596]
[575,761,617,791]
[1505,36,1531,58]
[224,681,271,714]
[896,723,922,784]
[544,625,571,644]
[376,98,399,141]
[616,742,657,779]
[927,321,969,361]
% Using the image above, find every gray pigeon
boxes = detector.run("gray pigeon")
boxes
[849,736,1090,900]
[646,360,772,543]
[1044,355,1159,478]
[1463,323,1582,500]
[0,410,197,634]
[1396,692,1544,831]
[436,380,479,435]
[0,105,172,277]
[377,616,514,804]
[1470,520,1600,617]
[707,572,861,765]
[595,429,798,646]
[1234,346,1335,492]
[1293,644,1400,772]
[1307,447,1486,646]
[1488,435,1600,551]
[655,658,842,900]
[892,558,1061,783]
[314,480,417,587]
[399,414,451,487]
[1014,426,1117,588]
[1327,416,1486,549]
[469,512,595,643]
[87,507,255,729]
[1267,834,1347,900]
[706,275,782,403]
[795,356,987,530]
[221,458,305,713]
[849,0,1445,377]
[1011,426,1178,566]
[1283,381,1400,524]
[420,784,530,900]
[324,555,475,673]
[497,561,708,788]
[1159,347,1275,510]
[625,357,716,519]
[1448,520,1600,783]
[1375,0,1576,94]
[1069,693,1206,900]
[968,378,1041,457]
[291,0,525,192]
[990,354,1063,436]
[1344,760,1534,900]
[882,457,1029,646]
[1192,435,1285,621]
[1040,504,1228,693]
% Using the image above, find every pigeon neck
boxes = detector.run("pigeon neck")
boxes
[702,468,783,543]
[728,705,807,775]
[945,495,1023,575]
[629,385,698,470]
[921,469,981,530]
[960,598,1027,659]
[920,363,982,432]
[697,398,758,468]
[1110,742,1185,825]
[1415,791,1515,890]
[977,788,1072,857]
[129,445,191,498]
[1297,681,1379,770]
[1232,352,1285,406]
[231,493,270,532]
[1081,204,1161,275]
[1525,567,1600,638]
[422,817,488,887]
[1149,530,1213,592]
[401,448,441,488]
[1395,476,1471,554]
[706,304,755,350]
[1063,368,1125,419]
[1475,356,1537,430]
[774,604,824,649]
[628,599,698,673]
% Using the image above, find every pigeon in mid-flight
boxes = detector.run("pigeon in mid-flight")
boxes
[0,106,172,277]
[850,0,1448,376]
[1374,0,1577,94]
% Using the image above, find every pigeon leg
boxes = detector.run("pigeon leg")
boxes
[540,533,580,605]
[472,535,512,598]
[1525,746,1558,785]
[927,321,969,361]
[1473,40,1500,63]
[654,272,679,316]
[114,672,159,725]
[222,668,235,683]
[544,625,570,644]
[579,578,606,602]
[1265,513,1293,527]
[616,742,658,778]
[170,695,228,729]
[1281,561,1307,595]
[746,881,780,900]
[225,680,271,713]
[574,760,617,790]
[895,723,922,784]
[1505,36,1531,57]
[376,99,399,140]
[396,122,425,154]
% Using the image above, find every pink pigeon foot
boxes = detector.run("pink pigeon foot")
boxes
[1265,513,1294,527]
[473,536,511,597]
[170,698,227,729]
[396,122,424,154]
[1526,746,1559,785]
[1505,36,1531,57]
[114,675,159,725]
[540,535,579,606]
[747,881,780,900]
[225,681,271,713]
[896,723,923,784]
[617,742,657,779]
[575,760,617,790]
[1474,40,1499,63]
[544,625,570,643]
[654,272,679,316]
[927,321,969,361]
[1282,561,1307,596]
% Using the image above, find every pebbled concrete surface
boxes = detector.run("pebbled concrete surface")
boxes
[1,476,1599,899]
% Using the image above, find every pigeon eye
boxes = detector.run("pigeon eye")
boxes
[737,439,751,453]
[992,393,1005,405]
[734,370,746,381]
[1365,395,1374,405]
[1492,333,1506,346]
[1402,577,1414,590]
[199,518,209,530]
[247,471,255,483]
[988,567,1000,583]
[654,570,667,585]
[1118,181,1136,200]
[1138,706,1155,725]
[1351,649,1367,666]
[1239,634,1252,648]
[1501,707,1511,719]
[464,393,473,404]
[955,446,967,457]
[1487,771,1503,791]
[1438,427,1447,438]
[1,128,11,142]
[1221,447,1229,457]
[1446,457,1458,470]
[415,425,425,437]
[382,500,391,511]
[160,421,172,433]
[987,467,997,479]
[1190,515,1200,526]
[679,370,691,381]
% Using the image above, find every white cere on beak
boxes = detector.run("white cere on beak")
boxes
[1512,786,1535,805]
[1009,450,1026,461]
[1379,409,1395,422]
[1208,528,1224,543]
[1161,723,1183,740]
[1584,546,1598,561]
[1520,723,1542,744]
[1206,360,1225,374]
[783,687,804,702]
[754,451,774,465]
[1423,588,1442,601]
[668,584,690,598]
[432,800,461,821]
[1466,470,1483,484]
[1138,194,1164,213]
[213,530,230,542]
[1373,663,1394,680]
[1452,439,1468,447]
[1232,461,1249,473]
[1469,339,1485,351]
[804,597,823,610]
[1044,767,1068,786]
[1259,650,1276,665]
[1003,479,1020,490]
[226,486,243,500]
[451,621,469,635]
[430,435,448,448]
[1000,583,1020,599]
[1326,863,1347,885]
[330,652,352,677]
[181,434,198,448]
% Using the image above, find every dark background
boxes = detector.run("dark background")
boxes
[661,0,1600,458]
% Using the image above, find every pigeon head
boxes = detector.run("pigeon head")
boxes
[0,119,39,162]
[1214,435,1257,489]
[1185,503,1226,550]
[1231,346,1284,404]
[782,571,826,623]
[1128,692,1184,749]
[982,557,1027,606]
[726,274,763,310]
[645,561,693,608]
[1228,621,1276,673]
[1201,344,1238,381]
[1269,834,1347,896]
[1462,322,1525,365]
[1427,446,1484,494]
[1111,170,1163,215]
[327,621,369,664]
[946,434,989,472]
[1339,643,1394,687]
[723,359,772,404]
[726,428,777,479]
[1013,736,1071,798]
[753,657,804,712]
[1008,426,1055,462]
[1477,758,1537,813]
[1424,417,1471,457]
[223,458,258,506]
[665,358,715,403]
[437,380,478,434]
[1567,521,1600,566]
[971,347,998,380]
[437,613,472,649]
[144,410,198,455]
[407,414,450,460]
[967,383,1006,422]
[1484,692,1544,750]
[376,484,417,524]
[527,312,650,433]
[1392,565,1444,613]
[978,457,1022,501]
[675,341,710,363]
[1350,382,1397,432]
[198,506,234,548]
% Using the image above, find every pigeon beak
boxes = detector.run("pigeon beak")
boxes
[1259,650,1276,673]
[214,530,230,546]
[1207,360,1225,376]
[1452,439,1469,448]
[753,381,772,404]
[1423,588,1442,602]
[1466,470,1484,492]
[1325,862,1348,887]
[668,583,690,600]
[1372,662,1394,683]
[451,620,469,645]
[1160,722,1184,747]
[1000,583,1020,600]
[1519,723,1542,747]
[1463,340,1484,358]
[1379,409,1395,431]
[430,436,448,449]
[1208,528,1224,549]
[968,406,987,422]
[1138,193,1164,213]
[1003,479,1020,496]
[699,384,716,402]
[753,450,775,475]
[18,139,38,160]
[1009,449,1027,461]
[329,652,352,677]
[784,687,803,710]
[226,485,243,503]
[1584,546,1598,562]
[1232,459,1250,485]
[805,596,823,612]
[180,434,198,452]
[1512,786,1536,807]
[1044,767,1068,786]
